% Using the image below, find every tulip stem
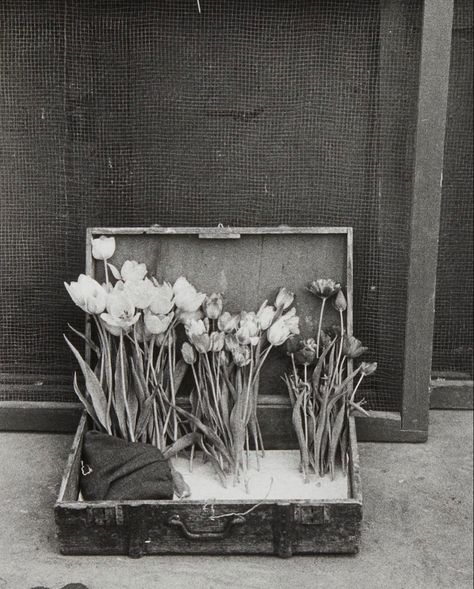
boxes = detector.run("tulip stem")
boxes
[316,298,327,358]
[120,332,135,442]
[103,260,109,285]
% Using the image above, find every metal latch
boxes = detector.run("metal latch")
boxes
[85,505,124,527]
[294,505,330,525]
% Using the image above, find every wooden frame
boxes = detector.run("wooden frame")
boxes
[0,0,457,441]
[430,372,473,410]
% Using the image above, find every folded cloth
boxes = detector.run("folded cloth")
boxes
[80,430,173,501]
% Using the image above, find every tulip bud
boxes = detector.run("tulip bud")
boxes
[360,361,377,376]
[275,287,294,310]
[203,293,224,320]
[91,236,116,261]
[333,290,347,312]
[182,342,196,364]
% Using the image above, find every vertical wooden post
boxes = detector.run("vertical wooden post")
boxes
[402,0,454,432]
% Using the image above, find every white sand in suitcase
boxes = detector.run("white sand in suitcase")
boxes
[173,450,349,501]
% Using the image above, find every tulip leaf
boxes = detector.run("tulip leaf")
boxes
[72,373,102,430]
[173,359,188,393]
[107,262,122,280]
[64,335,110,433]
[113,345,129,439]
[163,432,202,459]
[67,323,100,357]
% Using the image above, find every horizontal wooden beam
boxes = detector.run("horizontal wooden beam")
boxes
[0,402,82,433]
[0,401,428,442]
[430,379,473,410]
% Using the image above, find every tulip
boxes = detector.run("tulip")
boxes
[236,313,260,346]
[360,361,377,376]
[149,281,174,315]
[185,319,211,354]
[143,310,174,335]
[182,342,196,365]
[123,277,155,310]
[209,331,225,353]
[64,274,107,315]
[217,311,239,333]
[121,260,148,282]
[224,333,240,354]
[257,304,276,330]
[203,293,224,320]
[91,236,116,261]
[176,308,204,325]
[333,290,347,312]
[281,307,300,335]
[294,339,317,366]
[342,335,368,359]
[286,334,304,355]
[306,278,341,300]
[267,318,291,347]
[100,292,140,333]
[275,287,294,310]
[232,345,251,367]
[173,276,206,313]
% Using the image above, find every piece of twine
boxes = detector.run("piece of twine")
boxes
[202,477,274,520]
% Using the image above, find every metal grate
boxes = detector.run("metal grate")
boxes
[0,0,424,411]
[433,0,473,377]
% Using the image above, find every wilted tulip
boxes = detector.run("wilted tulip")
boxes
[64,274,107,315]
[209,331,225,352]
[275,287,295,310]
[203,293,223,320]
[342,335,368,359]
[257,304,276,330]
[123,277,155,310]
[121,260,148,282]
[218,311,239,333]
[307,278,341,299]
[173,277,206,313]
[149,281,174,315]
[360,361,377,376]
[91,235,116,261]
[182,342,196,365]
[144,310,174,335]
[333,290,347,312]
[101,292,140,334]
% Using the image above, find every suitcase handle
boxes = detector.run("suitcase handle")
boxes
[167,514,245,540]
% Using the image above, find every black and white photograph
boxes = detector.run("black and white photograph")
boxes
[0,1,472,588]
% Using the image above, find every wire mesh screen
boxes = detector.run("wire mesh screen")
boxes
[0,0,423,411]
[432,0,473,377]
